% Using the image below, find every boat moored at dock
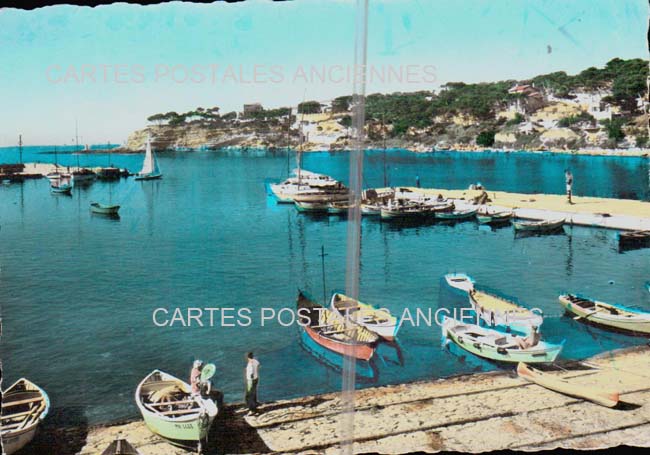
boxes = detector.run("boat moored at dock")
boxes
[514,218,565,233]
[558,294,650,335]
[1,378,50,455]
[442,316,563,364]
[476,210,513,225]
[435,208,478,221]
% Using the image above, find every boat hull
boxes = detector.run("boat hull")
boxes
[436,209,477,220]
[444,318,562,364]
[51,185,72,194]
[514,219,564,232]
[135,173,162,181]
[90,203,121,215]
[477,212,512,225]
[1,379,50,455]
[330,293,399,341]
[444,273,475,293]
[517,363,619,408]
[470,290,543,331]
[303,324,375,361]
[295,201,329,212]
[559,294,650,335]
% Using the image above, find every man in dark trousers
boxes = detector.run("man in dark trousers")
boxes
[245,352,260,415]
[565,169,573,204]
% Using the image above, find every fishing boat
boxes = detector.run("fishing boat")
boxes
[297,290,378,361]
[444,273,475,293]
[1,378,50,455]
[558,294,650,335]
[476,210,513,225]
[135,136,162,180]
[380,200,428,220]
[436,208,477,221]
[292,190,349,203]
[517,362,619,408]
[514,218,565,233]
[90,202,121,215]
[469,288,543,331]
[135,370,218,453]
[426,201,455,213]
[442,317,563,364]
[101,439,142,455]
[330,292,400,341]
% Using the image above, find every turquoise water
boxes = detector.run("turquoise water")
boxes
[1,147,649,426]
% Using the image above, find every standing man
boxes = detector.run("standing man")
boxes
[245,352,260,415]
[415,175,421,188]
[565,169,573,204]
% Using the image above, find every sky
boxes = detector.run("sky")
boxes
[0,0,647,146]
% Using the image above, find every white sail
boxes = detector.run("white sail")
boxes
[140,137,155,175]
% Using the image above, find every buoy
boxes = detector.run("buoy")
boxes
[608,280,615,285]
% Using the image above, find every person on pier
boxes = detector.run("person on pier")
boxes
[245,352,261,415]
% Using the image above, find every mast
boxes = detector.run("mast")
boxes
[319,245,328,305]
[286,113,291,177]
[382,113,388,188]
[75,119,80,169]
[18,134,23,164]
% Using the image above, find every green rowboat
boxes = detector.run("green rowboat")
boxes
[559,294,650,335]
[442,316,563,364]
[135,370,218,453]
[90,202,120,215]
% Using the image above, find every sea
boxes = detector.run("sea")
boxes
[0,146,648,426]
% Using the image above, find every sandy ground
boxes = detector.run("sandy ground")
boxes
[28,346,650,454]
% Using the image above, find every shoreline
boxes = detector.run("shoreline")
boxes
[62,145,650,158]
[29,345,650,454]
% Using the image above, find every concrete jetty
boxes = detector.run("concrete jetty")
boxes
[396,187,650,231]
[28,346,650,454]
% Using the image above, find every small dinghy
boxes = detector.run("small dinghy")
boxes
[442,317,563,364]
[469,288,543,332]
[102,439,142,455]
[1,378,50,455]
[558,294,650,335]
[514,218,564,233]
[476,210,512,225]
[330,292,400,341]
[90,202,121,215]
[50,180,72,194]
[444,273,475,293]
[297,290,378,361]
[436,208,477,221]
[517,362,619,408]
[135,370,218,453]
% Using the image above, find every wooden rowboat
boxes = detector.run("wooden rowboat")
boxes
[517,363,619,408]
[442,317,563,364]
[469,288,543,332]
[50,183,72,194]
[330,292,400,341]
[297,290,378,361]
[436,208,477,220]
[327,201,352,214]
[558,294,650,335]
[90,202,121,215]
[444,273,475,293]
[476,211,512,225]
[135,370,218,453]
[514,218,564,232]
[1,378,50,455]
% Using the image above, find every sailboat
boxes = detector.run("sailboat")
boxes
[135,135,162,180]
